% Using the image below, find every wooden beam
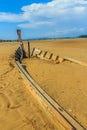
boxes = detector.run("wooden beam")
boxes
[63,57,87,67]
[15,61,85,130]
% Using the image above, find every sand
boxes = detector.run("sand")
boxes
[0,42,65,130]
[0,39,87,130]
[24,38,87,129]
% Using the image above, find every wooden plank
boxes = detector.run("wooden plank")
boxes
[63,57,87,67]
[31,48,63,64]
[15,61,74,130]
[15,61,85,130]
[33,48,41,56]
[56,57,64,64]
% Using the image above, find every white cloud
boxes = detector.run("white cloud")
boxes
[73,6,85,13]
[0,13,24,22]
[46,27,85,37]
[0,0,87,28]
[18,21,53,28]
[77,0,87,4]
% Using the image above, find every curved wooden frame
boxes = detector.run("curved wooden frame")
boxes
[15,59,85,130]
[14,38,86,130]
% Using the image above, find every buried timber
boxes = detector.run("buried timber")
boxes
[0,38,87,130]
[15,31,87,130]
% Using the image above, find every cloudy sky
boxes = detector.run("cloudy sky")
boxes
[0,0,87,40]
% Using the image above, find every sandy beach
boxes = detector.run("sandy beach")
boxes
[0,38,87,129]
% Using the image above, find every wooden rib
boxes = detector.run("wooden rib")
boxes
[49,53,53,59]
[31,48,35,56]
[31,48,61,63]
[56,56,59,60]
[38,50,42,55]
[15,61,85,130]
[43,51,48,57]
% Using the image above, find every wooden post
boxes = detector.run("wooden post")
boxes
[17,29,22,42]
[16,29,24,50]
[28,41,30,58]
[16,29,25,62]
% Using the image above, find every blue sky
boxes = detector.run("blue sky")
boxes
[0,0,87,40]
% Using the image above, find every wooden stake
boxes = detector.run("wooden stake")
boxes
[17,29,22,42]
[28,41,30,58]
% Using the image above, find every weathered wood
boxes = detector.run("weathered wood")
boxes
[56,55,59,61]
[52,55,59,61]
[31,48,35,56]
[38,50,42,55]
[15,47,22,62]
[17,29,22,42]
[15,60,85,130]
[28,41,30,58]
[45,52,52,59]
[31,48,62,63]
[16,29,26,60]
[63,57,87,67]
[31,48,41,56]
[39,51,46,57]
[49,53,53,59]
[43,51,48,57]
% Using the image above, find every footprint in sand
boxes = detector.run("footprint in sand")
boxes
[0,93,10,110]
[0,93,10,117]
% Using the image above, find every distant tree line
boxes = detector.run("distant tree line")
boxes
[78,35,87,38]
[0,40,29,42]
[0,40,18,42]
[0,34,87,42]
